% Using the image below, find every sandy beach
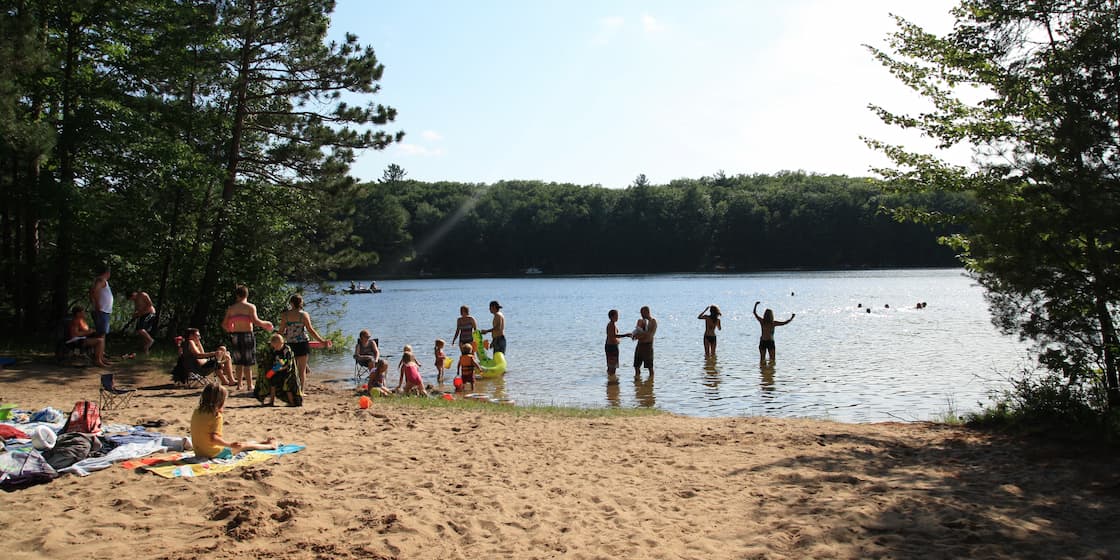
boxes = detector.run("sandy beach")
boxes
[1,360,1118,559]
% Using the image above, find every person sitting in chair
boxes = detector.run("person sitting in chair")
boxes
[68,306,110,367]
[179,328,234,385]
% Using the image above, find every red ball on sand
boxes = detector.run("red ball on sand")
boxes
[453,378,463,389]
[358,396,371,409]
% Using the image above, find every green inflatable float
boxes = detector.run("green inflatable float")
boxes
[472,330,507,377]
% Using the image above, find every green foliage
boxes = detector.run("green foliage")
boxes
[0,0,399,340]
[968,368,1120,440]
[868,0,1120,414]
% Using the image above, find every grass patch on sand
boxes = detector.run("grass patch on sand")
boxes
[366,394,664,418]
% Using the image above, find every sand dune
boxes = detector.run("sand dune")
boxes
[1,361,1117,559]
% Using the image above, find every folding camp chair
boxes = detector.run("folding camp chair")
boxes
[172,352,217,389]
[99,373,136,410]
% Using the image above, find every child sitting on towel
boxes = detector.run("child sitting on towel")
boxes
[190,384,278,459]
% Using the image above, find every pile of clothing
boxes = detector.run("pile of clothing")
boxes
[1,405,184,490]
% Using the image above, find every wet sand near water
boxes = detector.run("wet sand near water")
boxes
[1,361,1118,559]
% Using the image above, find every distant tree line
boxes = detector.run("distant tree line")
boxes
[351,170,968,276]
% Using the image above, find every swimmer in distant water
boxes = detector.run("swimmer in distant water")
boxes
[697,305,722,357]
[754,301,794,364]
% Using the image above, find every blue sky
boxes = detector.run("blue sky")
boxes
[329,0,958,188]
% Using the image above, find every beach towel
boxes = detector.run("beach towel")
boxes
[58,439,167,477]
[119,453,184,470]
[140,444,304,479]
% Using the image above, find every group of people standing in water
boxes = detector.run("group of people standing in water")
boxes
[605,301,795,381]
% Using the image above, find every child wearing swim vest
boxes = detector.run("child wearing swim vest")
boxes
[457,343,483,392]
[190,384,278,459]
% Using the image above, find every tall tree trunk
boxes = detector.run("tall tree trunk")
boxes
[50,14,80,324]
[189,0,255,328]
[21,157,41,332]
[1086,236,1120,407]
[2,158,14,327]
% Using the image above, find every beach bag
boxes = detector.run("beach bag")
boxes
[44,433,93,470]
[62,400,103,435]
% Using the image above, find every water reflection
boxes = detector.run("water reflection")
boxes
[702,356,721,397]
[634,373,656,408]
[759,362,776,394]
[605,375,621,407]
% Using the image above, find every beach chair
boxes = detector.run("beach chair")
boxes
[171,339,216,389]
[98,373,136,410]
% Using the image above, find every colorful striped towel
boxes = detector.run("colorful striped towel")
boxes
[139,444,304,479]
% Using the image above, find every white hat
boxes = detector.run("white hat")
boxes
[30,426,57,451]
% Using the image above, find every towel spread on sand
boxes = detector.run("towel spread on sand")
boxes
[139,444,304,479]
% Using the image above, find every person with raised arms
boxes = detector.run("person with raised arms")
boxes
[753,301,795,364]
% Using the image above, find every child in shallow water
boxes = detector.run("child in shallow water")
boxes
[434,339,447,383]
[456,343,483,392]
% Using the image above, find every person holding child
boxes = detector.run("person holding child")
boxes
[457,343,483,392]
[191,384,279,459]
[395,350,425,396]
[255,333,301,406]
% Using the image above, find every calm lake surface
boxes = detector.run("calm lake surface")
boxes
[306,269,1030,422]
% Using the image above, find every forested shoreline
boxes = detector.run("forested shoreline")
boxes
[351,171,965,277]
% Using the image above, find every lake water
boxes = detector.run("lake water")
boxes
[305,269,1031,423]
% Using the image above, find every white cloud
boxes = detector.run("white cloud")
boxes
[592,16,625,45]
[395,143,445,157]
[421,130,443,141]
[641,14,663,33]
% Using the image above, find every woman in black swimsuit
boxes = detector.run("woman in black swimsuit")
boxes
[697,305,722,357]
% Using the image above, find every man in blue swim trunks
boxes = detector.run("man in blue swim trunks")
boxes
[482,300,506,355]
[88,265,113,336]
